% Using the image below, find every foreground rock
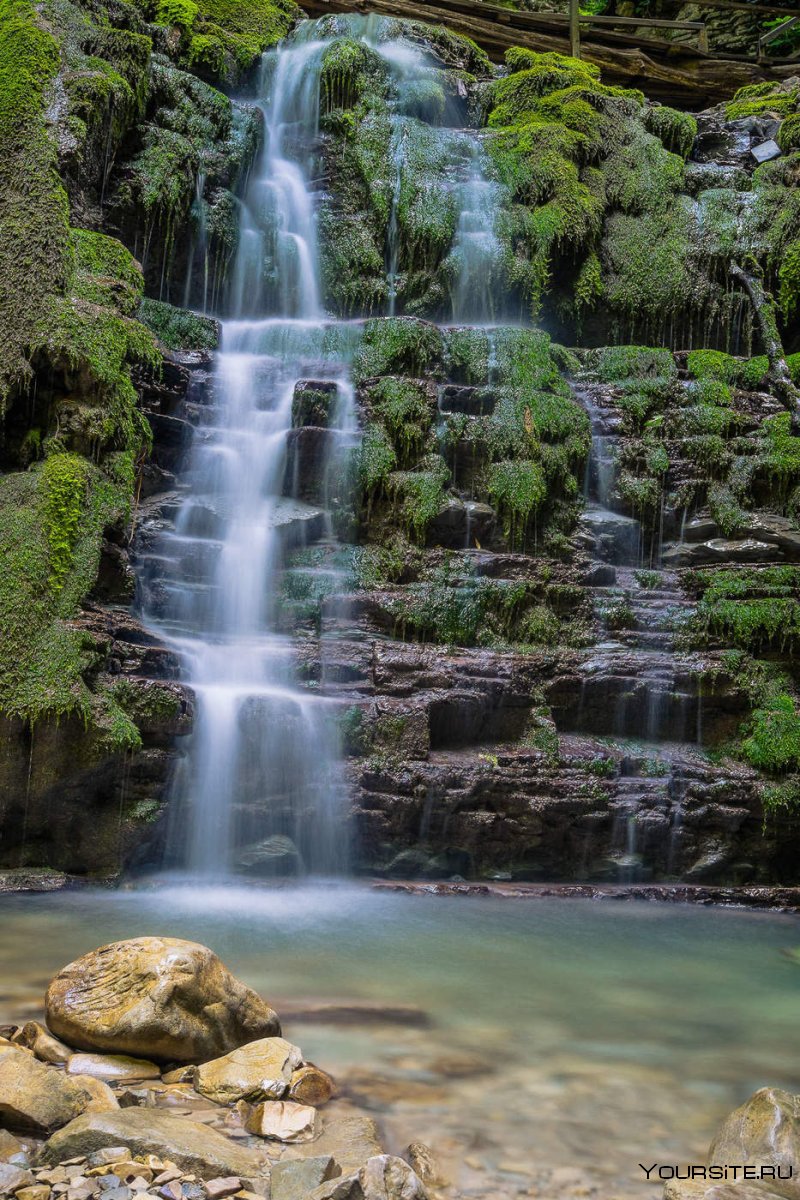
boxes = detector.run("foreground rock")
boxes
[709,1088,800,1198]
[66,1053,160,1082]
[193,1038,302,1104]
[241,1100,318,1142]
[0,1045,116,1135]
[312,1155,428,1200]
[664,1087,800,1200]
[10,1023,71,1066]
[38,1110,269,1184]
[45,938,280,1063]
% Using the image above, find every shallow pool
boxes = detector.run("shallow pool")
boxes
[1,886,798,1198]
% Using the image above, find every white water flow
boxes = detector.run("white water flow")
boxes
[142,28,358,878]
[140,17,512,877]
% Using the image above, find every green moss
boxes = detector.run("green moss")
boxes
[0,0,70,403]
[778,114,800,155]
[138,298,219,350]
[743,694,800,773]
[0,462,133,733]
[687,350,766,389]
[320,37,387,113]
[762,777,800,815]
[689,566,800,653]
[708,482,747,536]
[42,453,91,589]
[357,424,397,496]
[602,123,685,214]
[388,455,449,542]
[155,0,199,28]
[353,318,443,385]
[725,82,798,121]
[444,327,491,383]
[643,105,697,159]
[778,240,800,321]
[601,202,698,333]
[149,0,300,82]
[487,459,546,546]
[589,345,677,382]
[757,413,800,491]
[368,377,432,465]
[397,20,490,75]
[482,49,657,323]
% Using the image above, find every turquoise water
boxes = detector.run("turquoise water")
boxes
[1,888,799,1197]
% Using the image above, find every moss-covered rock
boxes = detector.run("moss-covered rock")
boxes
[146,0,301,86]
[139,298,219,351]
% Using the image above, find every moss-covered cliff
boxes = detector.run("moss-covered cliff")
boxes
[2,0,800,881]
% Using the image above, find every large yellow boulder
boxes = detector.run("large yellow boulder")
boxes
[45,937,280,1063]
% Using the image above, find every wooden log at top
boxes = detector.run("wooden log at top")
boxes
[298,0,787,106]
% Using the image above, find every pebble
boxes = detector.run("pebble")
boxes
[158,1183,183,1200]
[203,1179,240,1200]
[0,1163,34,1193]
[17,1187,52,1200]
[88,1152,131,1169]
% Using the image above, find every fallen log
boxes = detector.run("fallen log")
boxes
[730,260,800,420]
[299,0,783,105]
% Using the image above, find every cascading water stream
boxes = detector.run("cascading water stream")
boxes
[138,15,512,879]
[140,27,358,879]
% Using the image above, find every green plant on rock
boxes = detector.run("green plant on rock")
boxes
[757,413,800,494]
[588,345,677,382]
[487,459,546,546]
[356,424,397,499]
[687,350,769,390]
[320,37,387,114]
[743,694,800,774]
[138,298,219,351]
[368,377,433,466]
[725,82,799,122]
[689,566,800,655]
[42,453,90,589]
[444,327,491,384]
[762,777,800,816]
[147,0,300,82]
[778,114,800,155]
[388,455,449,542]
[708,482,747,537]
[353,318,443,385]
[642,105,697,159]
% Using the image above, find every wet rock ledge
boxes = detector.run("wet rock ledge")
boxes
[373,881,800,913]
[0,938,431,1200]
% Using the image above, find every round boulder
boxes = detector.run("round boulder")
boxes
[45,937,280,1063]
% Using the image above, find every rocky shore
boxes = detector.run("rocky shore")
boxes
[0,938,432,1200]
[372,881,800,912]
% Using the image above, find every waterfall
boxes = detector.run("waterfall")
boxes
[137,15,511,879]
[140,28,354,879]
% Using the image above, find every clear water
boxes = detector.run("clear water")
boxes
[1,889,799,1197]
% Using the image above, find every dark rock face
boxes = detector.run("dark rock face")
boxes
[0,352,203,878]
